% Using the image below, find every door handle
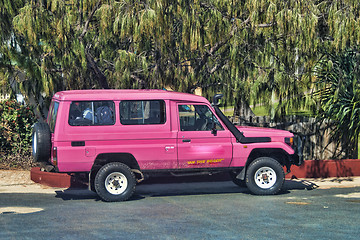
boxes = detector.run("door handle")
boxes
[182,139,191,143]
[71,141,85,147]
[165,146,175,151]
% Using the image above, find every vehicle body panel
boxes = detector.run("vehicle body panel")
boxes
[45,89,299,174]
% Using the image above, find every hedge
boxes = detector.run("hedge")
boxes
[0,99,37,169]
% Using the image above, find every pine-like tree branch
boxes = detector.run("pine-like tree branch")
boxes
[85,47,109,89]
[130,74,147,88]
[79,0,101,40]
[194,39,228,76]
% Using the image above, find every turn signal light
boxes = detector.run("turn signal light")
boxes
[285,137,294,146]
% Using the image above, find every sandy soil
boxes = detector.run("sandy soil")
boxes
[0,170,34,186]
[0,169,66,194]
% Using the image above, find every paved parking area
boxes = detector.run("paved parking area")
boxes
[1,177,359,240]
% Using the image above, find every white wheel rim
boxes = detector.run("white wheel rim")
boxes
[32,133,37,155]
[254,167,277,189]
[105,172,128,195]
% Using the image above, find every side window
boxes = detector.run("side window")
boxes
[120,100,166,125]
[69,101,115,126]
[178,104,224,131]
[49,101,59,132]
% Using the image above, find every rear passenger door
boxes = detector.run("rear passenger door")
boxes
[177,103,233,169]
[119,100,177,170]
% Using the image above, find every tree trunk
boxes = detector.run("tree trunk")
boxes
[233,97,255,119]
[9,73,48,121]
[85,50,110,89]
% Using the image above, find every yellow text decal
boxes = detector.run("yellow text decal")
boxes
[187,158,224,165]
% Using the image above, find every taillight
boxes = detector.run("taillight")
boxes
[52,147,58,166]
[285,137,294,146]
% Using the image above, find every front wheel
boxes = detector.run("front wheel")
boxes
[94,162,136,202]
[246,157,284,195]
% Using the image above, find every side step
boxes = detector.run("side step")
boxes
[170,171,223,177]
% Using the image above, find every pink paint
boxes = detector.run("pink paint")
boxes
[46,89,298,174]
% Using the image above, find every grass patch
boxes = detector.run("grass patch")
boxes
[219,103,313,117]
[251,105,269,116]
[251,104,313,117]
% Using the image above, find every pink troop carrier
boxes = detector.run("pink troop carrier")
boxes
[32,90,303,201]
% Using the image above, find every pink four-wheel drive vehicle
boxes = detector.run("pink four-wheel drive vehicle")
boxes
[32,90,303,201]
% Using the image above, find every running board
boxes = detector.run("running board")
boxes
[170,171,222,177]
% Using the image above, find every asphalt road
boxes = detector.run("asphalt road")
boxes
[1,181,360,240]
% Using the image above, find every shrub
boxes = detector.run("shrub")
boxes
[0,99,37,169]
[314,49,360,159]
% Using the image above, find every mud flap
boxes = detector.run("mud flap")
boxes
[236,167,246,180]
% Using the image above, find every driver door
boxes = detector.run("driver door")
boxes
[177,103,233,168]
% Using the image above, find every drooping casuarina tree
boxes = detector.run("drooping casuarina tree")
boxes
[1,0,360,120]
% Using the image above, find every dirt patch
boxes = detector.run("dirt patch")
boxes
[0,170,34,186]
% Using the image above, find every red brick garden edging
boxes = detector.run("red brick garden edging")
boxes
[31,167,79,188]
[285,159,360,179]
[31,159,360,188]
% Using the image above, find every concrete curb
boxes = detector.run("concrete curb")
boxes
[30,159,360,188]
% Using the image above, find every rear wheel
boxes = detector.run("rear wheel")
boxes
[246,157,284,195]
[94,162,136,202]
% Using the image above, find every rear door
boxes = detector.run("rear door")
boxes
[177,103,233,168]
[57,100,117,172]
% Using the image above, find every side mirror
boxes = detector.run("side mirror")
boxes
[213,94,223,106]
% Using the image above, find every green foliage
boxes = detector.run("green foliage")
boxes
[1,0,360,120]
[1,0,360,162]
[314,49,360,158]
[0,99,36,156]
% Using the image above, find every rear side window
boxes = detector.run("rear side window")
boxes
[120,100,166,125]
[69,101,115,126]
[49,101,59,132]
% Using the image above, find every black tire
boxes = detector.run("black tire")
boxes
[94,162,136,202]
[229,171,247,188]
[32,122,51,162]
[245,157,285,195]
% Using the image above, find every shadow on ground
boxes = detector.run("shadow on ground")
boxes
[284,179,319,190]
[54,177,319,201]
